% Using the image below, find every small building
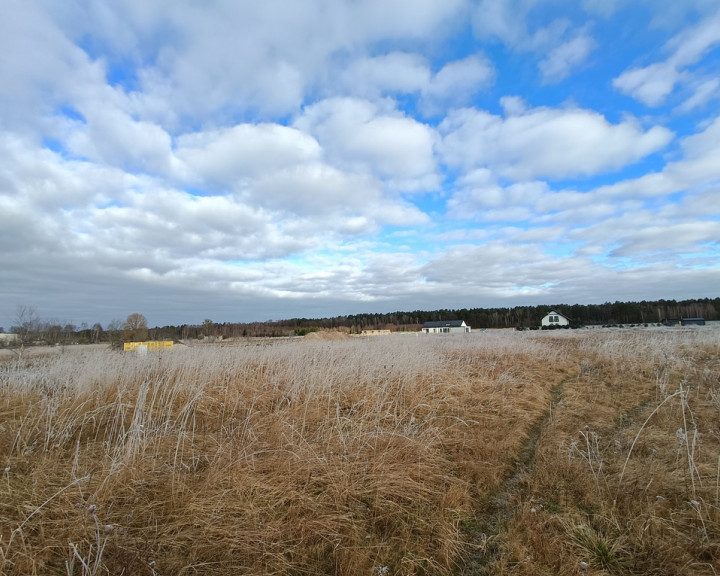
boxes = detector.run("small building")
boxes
[422,320,471,334]
[680,318,705,326]
[123,340,174,351]
[541,310,570,328]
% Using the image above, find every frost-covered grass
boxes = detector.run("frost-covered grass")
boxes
[492,326,720,576]
[1,328,718,575]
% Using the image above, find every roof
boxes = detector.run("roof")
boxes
[422,320,466,328]
[544,310,570,319]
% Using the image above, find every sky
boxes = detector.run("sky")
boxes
[1,0,720,329]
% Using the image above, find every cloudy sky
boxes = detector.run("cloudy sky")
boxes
[1,0,719,329]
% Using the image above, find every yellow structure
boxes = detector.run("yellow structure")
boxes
[123,341,174,351]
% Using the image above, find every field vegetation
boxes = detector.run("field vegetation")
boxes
[1,328,718,575]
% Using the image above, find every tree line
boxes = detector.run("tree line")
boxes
[275,297,720,333]
[3,298,718,347]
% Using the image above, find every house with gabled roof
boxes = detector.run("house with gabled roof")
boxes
[422,320,471,334]
[541,310,570,328]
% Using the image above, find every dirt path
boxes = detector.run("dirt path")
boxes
[460,378,571,575]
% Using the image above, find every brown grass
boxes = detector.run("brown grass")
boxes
[489,328,720,576]
[1,328,718,575]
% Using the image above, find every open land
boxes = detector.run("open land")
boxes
[1,327,719,575]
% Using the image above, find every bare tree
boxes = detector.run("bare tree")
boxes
[202,318,215,340]
[107,319,124,349]
[123,313,149,342]
[11,305,41,357]
[62,324,77,345]
[91,323,104,344]
[13,305,39,345]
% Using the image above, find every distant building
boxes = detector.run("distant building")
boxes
[123,341,174,351]
[680,318,705,326]
[422,320,471,334]
[541,311,570,328]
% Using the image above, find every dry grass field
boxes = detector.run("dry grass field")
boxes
[0,328,718,575]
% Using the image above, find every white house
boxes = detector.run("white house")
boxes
[541,311,570,328]
[422,320,471,334]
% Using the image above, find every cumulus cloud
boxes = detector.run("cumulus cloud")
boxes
[613,62,682,107]
[439,105,673,180]
[420,55,495,114]
[176,124,321,188]
[614,9,720,105]
[45,0,468,121]
[447,170,549,219]
[0,124,429,315]
[67,107,176,174]
[0,2,107,133]
[294,98,440,191]
[334,52,431,98]
[2,0,720,329]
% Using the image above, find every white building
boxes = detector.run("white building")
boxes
[422,320,471,334]
[541,311,570,328]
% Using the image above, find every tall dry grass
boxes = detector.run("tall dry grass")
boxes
[490,327,720,576]
[0,333,570,576]
[5,328,716,576]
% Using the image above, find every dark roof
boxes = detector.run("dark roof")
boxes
[545,310,571,319]
[423,320,465,328]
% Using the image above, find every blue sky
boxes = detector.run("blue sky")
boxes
[1,0,719,328]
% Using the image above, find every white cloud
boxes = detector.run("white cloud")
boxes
[447,170,549,218]
[294,98,440,191]
[3,0,720,329]
[45,0,468,121]
[440,105,673,180]
[419,241,589,298]
[614,10,720,105]
[471,0,537,47]
[677,78,720,113]
[471,0,594,82]
[335,52,431,97]
[539,32,595,83]
[587,113,720,202]
[0,2,108,134]
[613,62,682,107]
[67,107,176,174]
[420,55,495,114]
[609,221,720,257]
[176,124,321,188]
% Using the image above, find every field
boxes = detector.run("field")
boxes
[1,328,719,575]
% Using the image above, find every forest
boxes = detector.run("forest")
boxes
[3,297,718,345]
[151,296,720,339]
